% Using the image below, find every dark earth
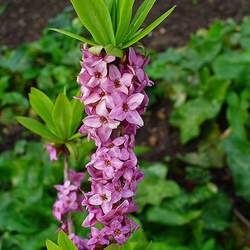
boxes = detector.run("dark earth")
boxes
[1,0,250,50]
[0,0,250,241]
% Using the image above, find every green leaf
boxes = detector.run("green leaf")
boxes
[105,244,121,250]
[137,178,180,210]
[50,28,97,46]
[226,90,250,140]
[70,99,83,135]
[122,6,176,48]
[58,231,77,250]
[70,0,115,45]
[105,44,124,58]
[46,240,62,250]
[29,88,55,132]
[115,0,135,45]
[136,164,180,209]
[223,136,250,202]
[16,117,59,141]
[170,78,229,143]
[128,0,157,39]
[104,0,114,13]
[202,192,232,232]
[52,93,72,140]
[147,206,201,226]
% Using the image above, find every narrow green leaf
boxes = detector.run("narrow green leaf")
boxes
[111,0,118,32]
[46,240,62,250]
[70,0,115,45]
[29,88,55,132]
[66,142,78,160]
[122,5,176,48]
[116,0,135,45]
[16,117,59,141]
[104,0,114,13]
[69,133,82,141]
[52,94,72,140]
[128,0,157,38]
[70,99,83,135]
[58,231,77,250]
[50,28,97,46]
[104,45,124,58]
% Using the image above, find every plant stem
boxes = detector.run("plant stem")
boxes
[64,153,74,235]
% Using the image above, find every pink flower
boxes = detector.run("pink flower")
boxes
[69,170,84,187]
[88,185,113,214]
[85,62,108,88]
[45,144,58,161]
[105,220,131,244]
[110,93,145,126]
[73,47,152,248]
[88,227,109,248]
[102,65,133,95]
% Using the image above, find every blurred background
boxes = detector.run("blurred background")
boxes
[0,0,250,249]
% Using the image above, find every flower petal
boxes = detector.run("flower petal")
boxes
[84,115,102,128]
[126,110,144,126]
[89,194,102,206]
[127,93,144,110]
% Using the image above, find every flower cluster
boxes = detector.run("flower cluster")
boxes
[52,170,88,250]
[77,46,153,249]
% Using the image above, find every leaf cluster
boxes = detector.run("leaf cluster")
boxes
[17,88,83,158]
[52,0,175,56]
[147,17,250,204]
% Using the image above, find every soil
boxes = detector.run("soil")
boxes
[1,0,250,50]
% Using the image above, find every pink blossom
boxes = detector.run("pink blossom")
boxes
[45,144,58,161]
[110,93,145,126]
[88,227,109,248]
[75,47,152,248]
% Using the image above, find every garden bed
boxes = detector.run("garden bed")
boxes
[1,0,250,49]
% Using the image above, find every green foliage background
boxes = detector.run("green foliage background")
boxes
[0,7,250,250]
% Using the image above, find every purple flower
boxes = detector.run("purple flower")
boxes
[110,93,145,126]
[73,47,151,248]
[105,220,131,244]
[69,170,84,187]
[102,65,133,95]
[106,180,134,203]
[92,151,123,179]
[45,144,58,161]
[89,185,113,214]
[69,233,89,250]
[85,62,108,88]
[88,227,109,248]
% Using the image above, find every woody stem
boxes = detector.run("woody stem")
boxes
[64,153,74,235]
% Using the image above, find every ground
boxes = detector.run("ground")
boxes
[1,0,250,50]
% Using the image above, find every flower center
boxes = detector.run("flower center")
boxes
[115,185,122,192]
[100,116,108,124]
[105,160,111,167]
[123,104,129,112]
[114,80,121,88]
[100,194,108,201]
[114,229,121,236]
[99,91,106,97]
[107,143,114,149]
[95,72,102,79]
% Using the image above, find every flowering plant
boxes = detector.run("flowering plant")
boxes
[18,1,175,249]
